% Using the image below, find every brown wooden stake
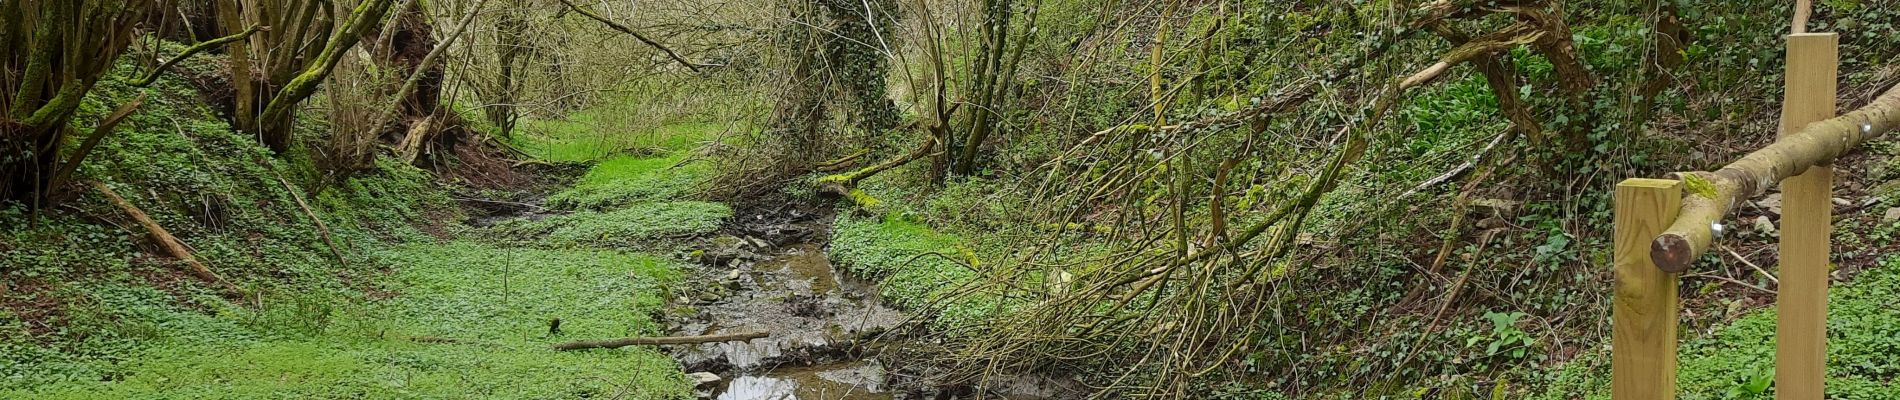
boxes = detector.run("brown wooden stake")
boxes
[1776,32,1837,400]
[551,331,769,351]
[1792,0,1812,34]
[1612,178,1682,400]
[90,181,245,296]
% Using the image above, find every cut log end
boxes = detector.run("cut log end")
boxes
[1650,234,1695,273]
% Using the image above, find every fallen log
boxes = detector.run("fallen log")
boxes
[1651,82,1900,271]
[551,331,769,351]
[816,137,936,211]
[91,181,246,297]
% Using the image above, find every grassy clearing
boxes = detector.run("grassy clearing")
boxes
[3,242,692,399]
[547,154,710,211]
[1,56,694,398]
[498,201,732,248]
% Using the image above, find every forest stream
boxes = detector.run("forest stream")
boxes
[646,206,1071,399]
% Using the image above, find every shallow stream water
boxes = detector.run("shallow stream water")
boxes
[672,212,1076,399]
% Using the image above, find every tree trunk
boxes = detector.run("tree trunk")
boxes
[217,0,255,133]
[0,1,146,205]
[255,0,397,153]
[483,0,528,138]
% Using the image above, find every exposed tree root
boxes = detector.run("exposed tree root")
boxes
[1399,23,1542,89]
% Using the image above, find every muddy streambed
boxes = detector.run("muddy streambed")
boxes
[670,209,1077,400]
[466,198,1074,399]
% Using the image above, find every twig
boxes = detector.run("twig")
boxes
[1684,273,1777,295]
[271,168,348,267]
[1724,245,1779,285]
[556,0,702,72]
[551,331,768,351]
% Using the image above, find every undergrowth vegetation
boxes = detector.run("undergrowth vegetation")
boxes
[10,0,1900,398]
[1,54,699,398]
[3,242,691,399]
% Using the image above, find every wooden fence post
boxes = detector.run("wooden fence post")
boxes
[1613,178,1683,400]
[1777,32,1838,400]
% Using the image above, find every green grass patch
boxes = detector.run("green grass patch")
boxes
[498,201,732,248]
[3,242,692,399]
[546,154,710,211]
[1673,256,1900,399]
[828,213,1007,327]
[542,201,732,246]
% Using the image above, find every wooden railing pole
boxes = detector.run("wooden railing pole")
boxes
[1777,32,1838,400]
[1613,178,1683,400]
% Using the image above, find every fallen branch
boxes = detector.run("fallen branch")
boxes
[137,24,264,87]
[91,181,246,297]
[1400,128,1509,199]
[815,149,870,172]
[451,197,551,213]
[411,335,490,345]
[551,331,768,351]
[271,169,348,267]
[1651,83,1900,271]
[817,137,937,210]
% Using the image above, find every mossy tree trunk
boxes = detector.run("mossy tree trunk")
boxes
[257,0,397,153]
[951,0,1034,177]
[218,0,395,154]
[0,0,148,206]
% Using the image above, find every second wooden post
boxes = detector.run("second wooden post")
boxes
[1777,32,1838,400]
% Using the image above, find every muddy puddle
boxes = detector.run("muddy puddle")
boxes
[672,209,1078,400]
